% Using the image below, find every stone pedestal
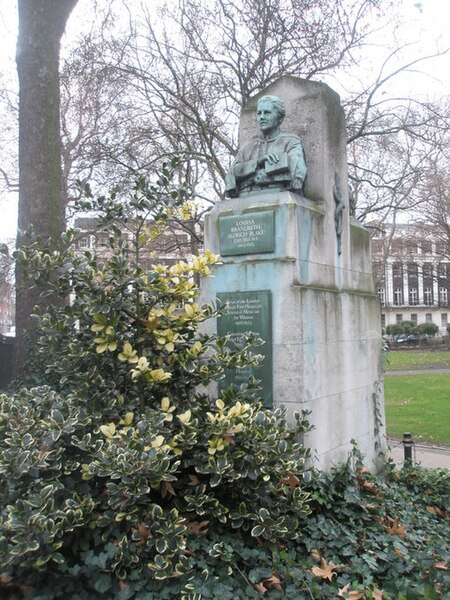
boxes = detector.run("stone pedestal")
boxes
[201,77,385,470]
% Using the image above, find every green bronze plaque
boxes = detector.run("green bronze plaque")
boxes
[219,210,275,256]
[217,290,272,407]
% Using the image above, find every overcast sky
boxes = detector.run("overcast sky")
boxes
[0,0,449,242]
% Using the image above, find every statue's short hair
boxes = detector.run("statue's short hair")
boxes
[257,95,286,121]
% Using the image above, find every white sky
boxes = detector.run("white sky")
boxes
[0,0,450,242]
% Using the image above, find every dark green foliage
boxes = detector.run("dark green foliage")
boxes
[387,320,440,341]
[0,171,312,597]
[416,322,439,337]
[0,172,448,598]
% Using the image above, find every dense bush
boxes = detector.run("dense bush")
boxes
[386,320,439,342]
[416,322,439,337]
[386,321,416,337]
[0,172,448,598]
[0,172,312,597]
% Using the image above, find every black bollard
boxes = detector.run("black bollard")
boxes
[402,432,413,466]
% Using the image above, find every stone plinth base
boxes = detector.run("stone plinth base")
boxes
[201,192,385,471]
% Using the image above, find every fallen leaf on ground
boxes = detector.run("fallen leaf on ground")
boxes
[160,481,176,498]
[310,548,321,562]
[426,505,449,521]
[338,583,364,599]
[311,557,338,581]
[279,473,300,492]
[386,517,406,537]
[254,574,283,594]
[186,520,209,536]
[433,561,448,570]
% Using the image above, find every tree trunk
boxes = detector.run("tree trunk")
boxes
[15,0,78,374]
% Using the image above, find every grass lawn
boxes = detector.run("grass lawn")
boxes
[384,372,450,445]
[386,349,450,370]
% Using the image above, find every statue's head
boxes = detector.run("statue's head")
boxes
[256,95,286,135]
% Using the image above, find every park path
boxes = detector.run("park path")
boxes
[388,438,450,469]
[385,368,450,376]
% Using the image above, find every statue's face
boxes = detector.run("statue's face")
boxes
[257,101,280,135]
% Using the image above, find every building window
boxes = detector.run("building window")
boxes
[392,262,403,279]
[411,313,417,325]
[381,314,386,328]
[422,263,433,279]
[424,288,433,306]
[439,263,448,278]
[436,243,447,256]
[421,240,432,254]
[441,313,448,328]
[408,288,418,306]
[78,236,90,249]
[439,287,448,306]
[377,287,386,306]
[96,235,108,248]
[425,313,433,323]
[396,313,403,323]
[404,240,419,254]
[391,239,405,253]
[394,288,403,306]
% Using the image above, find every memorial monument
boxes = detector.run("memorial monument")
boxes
[201,76,385,470]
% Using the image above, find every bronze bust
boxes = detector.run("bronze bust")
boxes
[225,95,307,198]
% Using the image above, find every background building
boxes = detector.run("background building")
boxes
[74,217,199,269]
[370,223,450,334]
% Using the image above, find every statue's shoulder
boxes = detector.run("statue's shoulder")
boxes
[240,135,262,149]
[277,131,302,143]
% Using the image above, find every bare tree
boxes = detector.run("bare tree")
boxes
[0,73,19,202]
[84,0,449,229]
[414,150,450,259]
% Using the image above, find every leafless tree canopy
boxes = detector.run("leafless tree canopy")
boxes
[2,0,450,232]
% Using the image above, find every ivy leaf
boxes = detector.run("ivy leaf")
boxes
[311,557,338,581]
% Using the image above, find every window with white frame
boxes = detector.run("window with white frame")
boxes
[439,287,448,306]
[408,288,418,306]
[424,288,433,306]
[438,263,448,278]
[441,313,448,328]
[394,288,403,305]
[78,236,90,249]
[377,287,386,306]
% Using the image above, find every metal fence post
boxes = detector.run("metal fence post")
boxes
[402,432,413,466]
